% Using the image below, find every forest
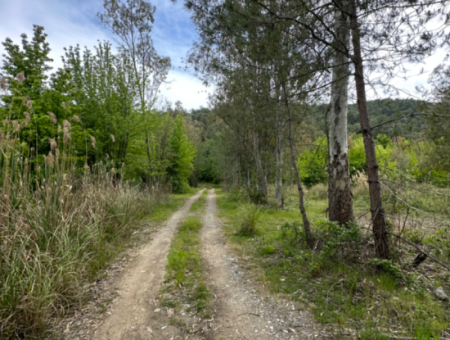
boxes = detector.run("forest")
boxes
[2,0,450,339]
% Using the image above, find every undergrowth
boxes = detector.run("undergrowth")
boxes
[216,187,450,339]
[0,79,182,339]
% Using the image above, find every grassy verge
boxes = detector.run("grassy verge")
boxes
[147,188,198,223]
[216,187,450,340]
[159,199,212,335]
[0,178,197,339]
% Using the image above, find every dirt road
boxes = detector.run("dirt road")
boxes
[200,189,319,340]
[91,189,204,340]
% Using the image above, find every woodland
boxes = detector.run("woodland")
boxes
[2,0,450,339]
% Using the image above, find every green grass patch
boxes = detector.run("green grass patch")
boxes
[189,189,207,213]
[215,188,450,338]
[147,191,196,223]
[161,211,212,319]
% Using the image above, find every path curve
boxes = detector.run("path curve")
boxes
[201,189,319,340]
[92,189,204,340]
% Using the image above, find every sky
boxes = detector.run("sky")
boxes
[0,0,212,110]
[0,0,447,108]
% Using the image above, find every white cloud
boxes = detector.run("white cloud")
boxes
[159,70,212,110]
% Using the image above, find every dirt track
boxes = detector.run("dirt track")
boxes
[200,189,319,340]
[91,189,204,340]
[71,188,320,340]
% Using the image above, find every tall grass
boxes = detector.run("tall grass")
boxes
[0,76,165,338]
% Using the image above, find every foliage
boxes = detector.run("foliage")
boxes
[280,221,305,245]
[237,203,262,236]
[297,137,328,186]
[216,189,449,338]
[167,116,196,193]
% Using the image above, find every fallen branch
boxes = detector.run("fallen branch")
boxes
[388,232,450,272]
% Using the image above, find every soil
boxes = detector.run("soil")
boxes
[199,189,320,340]
[84,189,204,340]
[61,189,322,340]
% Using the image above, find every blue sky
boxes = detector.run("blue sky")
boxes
[0,0,211,110]
[0,0,446,106]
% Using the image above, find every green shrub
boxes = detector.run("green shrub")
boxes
[238,204,261,235]
[316,220,362,260]
[280,221,305,245]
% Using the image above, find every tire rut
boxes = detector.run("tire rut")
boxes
[92,189,205,340]
[200,189,320,340]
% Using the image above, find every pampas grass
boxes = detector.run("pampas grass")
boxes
[0,83,167,338]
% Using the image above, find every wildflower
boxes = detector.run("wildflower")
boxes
[0,77,6,91]
[111,168,116,175]
[111,134,115,142]
[12,120,19,131]
[47,112,57,124]
[55,148,60,158]
[90,135,96,149]
[26,100,32,109]
[2,118,8,127]
[16,71,25,83]
[84,163,90,172]
[49,138,57,150]
[73,115,81,123]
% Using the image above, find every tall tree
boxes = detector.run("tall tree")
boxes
[99,0,171,182]
[327,0,354,225]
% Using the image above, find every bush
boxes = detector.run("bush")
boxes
[316,220,362,260]
[247,187,267,204]
[281,221,305,245]
[237,204,261,235]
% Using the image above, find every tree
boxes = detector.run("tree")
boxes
[99,0,171,181]
[167,116,196,193]
[327,0,354,226]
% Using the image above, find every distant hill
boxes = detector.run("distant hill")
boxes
[310,98,426,139]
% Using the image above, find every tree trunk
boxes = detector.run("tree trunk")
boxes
[246,161,251,188]
[275,134,284,208]
[232,159,237,187]
[350,0,390,259]
[328,0,354,226]
[282,86,314,248]
[252,129,268,202]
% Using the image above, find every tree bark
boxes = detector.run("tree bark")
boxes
[282,86,314,248]
[350,0,390,259]
[275,132,284,208]
[328,0,354,226]
[252,129,269,202]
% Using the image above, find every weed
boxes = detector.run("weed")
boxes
[237,203,262,235]
[281,221,305,245]
[216,187,450,338]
